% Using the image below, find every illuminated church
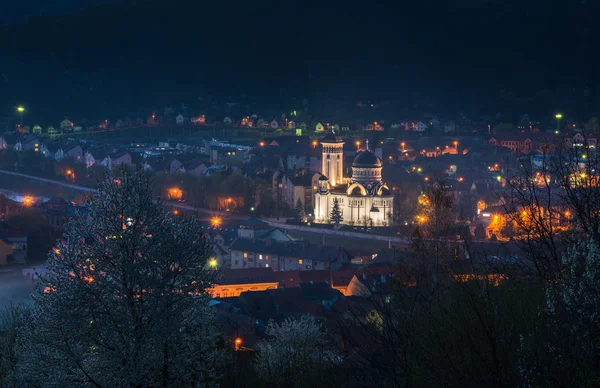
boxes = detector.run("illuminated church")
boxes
[315,133,394,225]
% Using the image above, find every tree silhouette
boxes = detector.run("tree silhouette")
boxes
[330,198,343,225]
[295,199,305,222]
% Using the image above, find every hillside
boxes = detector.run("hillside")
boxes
[1,0,599,123]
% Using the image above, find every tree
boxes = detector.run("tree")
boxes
[330,198,343,225]
[492,123,518,134]
[520,233,600,386]
[0,304,32,385]
[295,198,305,222]
[474,224,486,240]
[15,170,223,387]
[255,316,339,388]
[584,117,600,134]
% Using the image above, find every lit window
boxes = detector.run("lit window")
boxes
[265,264,269,268]
[243,253,248,258]
[266,255,269,260]
[298,259,303,264]
[259,254,263,260]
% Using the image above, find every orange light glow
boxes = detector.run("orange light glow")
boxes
[23,197,33,206]
[259,141,265,147]
[173,209,179,215]
[212,217,221,226]
[66,169,73,175]
[458,177,464,182]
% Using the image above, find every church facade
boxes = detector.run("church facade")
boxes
[315,135,394,226]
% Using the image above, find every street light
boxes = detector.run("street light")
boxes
[16,106,25,127]
[209,258,218,268]
[212,217,221,227]
[555,113,563,132]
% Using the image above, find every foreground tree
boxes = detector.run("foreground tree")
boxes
[255,315,339,388]
[0,304,32,385]
[520,232,600,386]
[15,170,222,387]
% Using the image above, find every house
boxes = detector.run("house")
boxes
[176,114,185,125]
[315,123,324,132]
[229,238,352,271]
[66,145,84,162]
[184,159,210,177]
[101,151,133,171]
[272,170,322,211]
[47,146,65,161]
[14,135,41,152]
[0,236,27,265]
[32,125,42,134]
[37,143,50,157]
[60,119,73,132]
[488,133,533,155]
[210,268,279,298]
[0,137,7,150]
[165,158,186,174]
[41,197,88,234]
[413,121,428,132]
[191,115,206,124]
[84,150,96,167]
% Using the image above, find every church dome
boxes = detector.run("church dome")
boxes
[353,150,382,168]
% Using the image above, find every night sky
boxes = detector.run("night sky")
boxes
[2,0,600,122]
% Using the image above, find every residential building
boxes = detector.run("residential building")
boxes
[488,133,533,155]
[229,238,352,271]
[210,268,279,298]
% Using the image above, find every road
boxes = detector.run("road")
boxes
[0,169,406,244]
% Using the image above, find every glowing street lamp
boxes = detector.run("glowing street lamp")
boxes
[556,113,563,132]
[23,197,33,206]
[16,106,25,127]
[209,258,218,268]
[212,217,221,227]
[234,337,243,351]
[355,140,361,149]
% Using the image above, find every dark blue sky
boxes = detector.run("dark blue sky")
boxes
[1,0,109,23]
